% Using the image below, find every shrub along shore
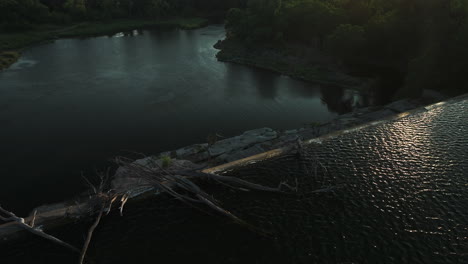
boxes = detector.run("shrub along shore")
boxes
[0,17,208,71]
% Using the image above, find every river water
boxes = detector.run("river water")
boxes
[0,25,368,214]
[2,95,466,264]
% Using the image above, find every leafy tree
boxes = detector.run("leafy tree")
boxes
[64,0,86,18]
[146,0,171,18]
[1,0,51,30]
[326,24,366,63]
[226,8,248,37]
[281,0,343,47]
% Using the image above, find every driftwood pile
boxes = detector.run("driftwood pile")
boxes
[0,155,299,263]
[0,137,344,263]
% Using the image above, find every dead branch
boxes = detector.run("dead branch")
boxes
[306,185,343,194]
[82,172,97,195]
[30,210,37,227]
[114,156,296,228]
[0,205,80,253]
[79,170,117,264]
[195,194,245,224]
[79,204,105,264]
[180,171,295,192]
[2,169,124,264]
[119,194,129,216]
[106,196,118,216]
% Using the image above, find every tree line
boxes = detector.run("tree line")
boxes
[0,0,246,30]
[226,0,468,96]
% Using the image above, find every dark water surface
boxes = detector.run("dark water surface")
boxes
[0,25,367,214]
[2,95,466,264]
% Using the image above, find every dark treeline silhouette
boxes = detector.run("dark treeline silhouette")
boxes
[225,0,468,97]
[0,0,247,30]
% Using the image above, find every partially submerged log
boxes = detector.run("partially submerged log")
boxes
[0,200,91,241]
[0,141,338,262]
[113,156,297,226]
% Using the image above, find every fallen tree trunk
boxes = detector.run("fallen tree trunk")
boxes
[0,205,80,253]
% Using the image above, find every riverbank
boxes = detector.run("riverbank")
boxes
[0,51,20,70]
[214,38,370,90]
[0,17,208,71]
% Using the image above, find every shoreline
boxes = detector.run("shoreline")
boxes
[214,38,372,90]
[133,92,446,168]
[0,17,209,71]
[0,51,20,70]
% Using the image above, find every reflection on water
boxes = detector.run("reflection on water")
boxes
[7,58,38,70]
[0,25,373,213]
[112,30,141,38]
[220,98,468,263]
[2,98,466,264]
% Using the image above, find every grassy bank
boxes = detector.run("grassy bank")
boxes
[215,39,368,89]
[0,17,208,71]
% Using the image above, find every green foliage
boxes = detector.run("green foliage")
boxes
[0,0,245,30]
[160,155,172,168]
[404,20,468,97]
[146,0,171,18]
[327,24,365,62]
[226,8,246,37]
[226,0,344,43]
[0,27,56,50]
[64,0,86,18]
[0,0,51,30]
[225,0,468,96]
[281,0,343,44]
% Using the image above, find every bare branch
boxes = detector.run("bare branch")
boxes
[179,171,288,193]
[30,210,37,227]
[113,156,292,229]
[82,172,97,194]
[106,196,118,216]
[0,205,80,253]
[119,194,129,216]
[79,205,105,264]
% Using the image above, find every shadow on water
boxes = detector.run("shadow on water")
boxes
[320,87,361,114]
[249,68,280,99]
[0,25,378,215]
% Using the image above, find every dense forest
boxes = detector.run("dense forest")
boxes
[224,0,468,96]
[0,0,245,29]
